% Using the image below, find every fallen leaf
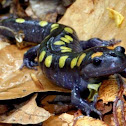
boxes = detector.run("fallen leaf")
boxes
[96,101,112,115]
[0,45,69,100]
[98,77,119,104]
[0,94,50,124]
[58,113,108,126]
[107,7,124,27]
[75,116,108,126]
[59,0,126,49]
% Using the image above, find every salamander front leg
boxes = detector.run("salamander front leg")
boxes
[20,44,40,70]
[80,38,121,50]
[71,85,101,116]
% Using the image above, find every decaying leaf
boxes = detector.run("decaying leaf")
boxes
[58,113,108,126]
[96,101,112,115]
[75,116,108,126]
[98,77,119,104]
[0,94,50,124]
[0,45,69,100]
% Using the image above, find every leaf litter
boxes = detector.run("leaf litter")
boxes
[0,0,126,125]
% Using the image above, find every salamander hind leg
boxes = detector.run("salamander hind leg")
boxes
[20,44,40,70]
[71,85,101,116]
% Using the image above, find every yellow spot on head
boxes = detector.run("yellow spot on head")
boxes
[107,8,124,27]
[39,51,46,62]
[61,37,70,43]
[65,35,73,41]
[64,27,73,34]
[60,46,72,52]
[54,41,65,45]
[71,57,78,69]
[77,53,86,67]
[39,21,48,27]
[91,52,103,59]
[107,46,115,50]
[59,56,68,68]
[45,55,52,67]
[16,18,25,23]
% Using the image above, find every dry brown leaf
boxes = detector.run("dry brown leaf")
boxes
[98,77,119,104]
[43,115,64,126]
[0,94,50,124]
[75,116,108,126]
[58,113,108,126]
[59,0,126,49]
[96,101,112,115]
[0,45,69,100]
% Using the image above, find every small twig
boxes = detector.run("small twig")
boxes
[30,73,44,90]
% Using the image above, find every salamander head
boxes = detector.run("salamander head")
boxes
[80,46,126,78]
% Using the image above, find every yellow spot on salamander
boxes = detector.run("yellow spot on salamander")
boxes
[77,53,86,67]
[107,46,115,50]
[54,41,65,45]
[51,24,59,28]
[51,27,58,32]
[71,57,78,69]
[61,49,72,53]
[39,21,48,27]
[91,52,103,59]
[60,46,72,52]
[64,27,73,34]
[51,24,59,32]
[39,51,46,62]
[107,8,124,27]
[65,35,73,41]
[59,56,68,68]
[16,18,25,23]
[61,37,70,43]
[45,55,52,67]
[60,46,71,50]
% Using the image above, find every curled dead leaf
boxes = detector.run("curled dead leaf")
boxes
[0,94,50,124]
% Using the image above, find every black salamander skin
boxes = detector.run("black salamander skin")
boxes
[1,18,126,116]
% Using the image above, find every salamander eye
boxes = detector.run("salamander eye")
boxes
[93,57,102,66]
[115,46,125,54]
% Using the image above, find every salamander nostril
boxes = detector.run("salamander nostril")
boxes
[115,46,125,54]
[109,51,117,57]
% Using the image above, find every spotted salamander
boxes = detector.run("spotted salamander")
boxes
[1,18,126,116]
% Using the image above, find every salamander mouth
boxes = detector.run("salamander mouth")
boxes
[84,61,126,78]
